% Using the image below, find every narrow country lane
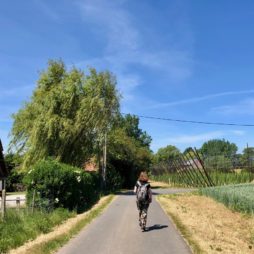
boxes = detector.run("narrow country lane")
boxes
[56,189,192,254]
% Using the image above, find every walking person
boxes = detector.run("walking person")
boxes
[134,171,152,231]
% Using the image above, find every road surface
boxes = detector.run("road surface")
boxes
[0,194,26,207]
[56,188,192,254]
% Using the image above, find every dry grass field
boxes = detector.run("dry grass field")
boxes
[158,194,254,254]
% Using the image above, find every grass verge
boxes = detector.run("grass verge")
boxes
[157,194,204,254]
[157,193,254,254]
[9,195,114,254]
[0,208,74,253]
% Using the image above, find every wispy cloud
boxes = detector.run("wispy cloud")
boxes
[151,129,246,152]
[166,131,225,144]
[76,0,193,102]
[34,0,60,22]
[148,90,254,109]
[0,85,34,99]
[212,98,254,115]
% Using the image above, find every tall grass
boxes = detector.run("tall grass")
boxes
[151,171,254,187]
[0,208,74,253]
[199,183,254,213]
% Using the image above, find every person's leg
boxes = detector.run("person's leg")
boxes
[142,204,149,228]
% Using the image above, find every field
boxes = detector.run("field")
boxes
[158,193,254,254]
[199,183,254,214]
[151,171,254,187]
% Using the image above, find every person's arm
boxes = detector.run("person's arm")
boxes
[134,181,139,193]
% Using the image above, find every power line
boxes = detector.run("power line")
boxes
[120,112,254,127]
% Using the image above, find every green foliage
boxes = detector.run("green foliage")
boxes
[151,171,254,187]
[5,153,25,192]
[107,116,152,187]
[0,208,74,253]
[204,155,233,172]
[24,159,100,212]
[199,183,254,213]
[154,145,180,163]
[105,165,123,192]
[118,114,152,148]
[6,170,25,192]
[210,171,254,185]
[10,60,120,168]
[200,139,238,157]
[241,147,254,170]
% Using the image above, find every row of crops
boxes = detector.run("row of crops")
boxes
[151,171,254,187]
[199,183,254,213]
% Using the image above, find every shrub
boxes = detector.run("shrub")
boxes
[6,170,26,192]
[24,159,100,212]
[106,165,123,192]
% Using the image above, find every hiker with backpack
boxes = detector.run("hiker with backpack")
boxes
[133,171,152,231]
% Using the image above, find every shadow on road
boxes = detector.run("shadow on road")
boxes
[146,224,168,232]
[115,190,134,196]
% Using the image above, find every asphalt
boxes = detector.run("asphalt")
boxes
[0,194,26,207]
[56,188,193,254]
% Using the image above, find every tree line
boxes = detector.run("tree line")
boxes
[7,60,152,188]
[5,60,254,190]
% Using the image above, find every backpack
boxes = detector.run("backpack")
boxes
[136,182,149,202]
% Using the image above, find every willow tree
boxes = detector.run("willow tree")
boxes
[10,60,120,168]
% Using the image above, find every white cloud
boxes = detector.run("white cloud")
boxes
[148,90,254,109]
[151,129,246,152]
[230,130,245,136]
[34,0,61,22]
[166,131,225,144]
[76,0,193,102]
[212,98,254,115]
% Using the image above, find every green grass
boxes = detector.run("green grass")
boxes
[199,183,254,213]
[152,171,254,187]
[23,195,114,254]
[0,208,74,253]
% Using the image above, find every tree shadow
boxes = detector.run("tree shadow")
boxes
[146,224,168,231]
[115,190,134,196]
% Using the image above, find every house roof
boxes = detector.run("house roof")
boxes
[0,139,8,178]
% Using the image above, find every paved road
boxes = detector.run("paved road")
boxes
[57,188,192,254]
[0,194,26,207]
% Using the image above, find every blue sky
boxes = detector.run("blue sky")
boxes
[1,0,254,154]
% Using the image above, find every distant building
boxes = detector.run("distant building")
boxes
[83,158,98,172]
[184,158,202,169]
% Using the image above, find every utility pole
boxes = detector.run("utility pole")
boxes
[102,132,107,186]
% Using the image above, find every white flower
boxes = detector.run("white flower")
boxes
[55,198,59,203]
[76,176,81,183]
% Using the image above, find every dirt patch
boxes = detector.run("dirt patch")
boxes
[9,196,114,254]
[158,194,254,254]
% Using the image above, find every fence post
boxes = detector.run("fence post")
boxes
[32,189,36,213]
[1,188,6,220]
[16,197,20,211]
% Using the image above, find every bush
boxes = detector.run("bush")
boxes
[106,165,123,192]
[6,170,26,192]
[24,159,100,212]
